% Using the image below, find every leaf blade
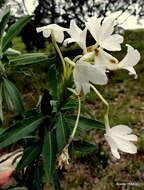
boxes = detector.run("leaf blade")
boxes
[10,53,55,66]
[0,115,46,148]
[16,143,42,171]
[42,130,56,184]
[2,15,32,52]
[56,113,70,152]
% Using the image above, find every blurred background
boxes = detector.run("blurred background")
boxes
[0,0,144,190]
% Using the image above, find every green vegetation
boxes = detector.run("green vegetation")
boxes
[10,29,144,190]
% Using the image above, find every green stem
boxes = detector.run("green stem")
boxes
[73,55,82,62]
[67,88,81,144]
[51,31,66,76]
[64,57,75,67]
[90,84,110,130]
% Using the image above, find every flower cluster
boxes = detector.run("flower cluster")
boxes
[37,15,140,160]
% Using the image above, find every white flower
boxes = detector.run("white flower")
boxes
[104,125,138,159]
[86,16,123,51]
[24,0,39,15]
[36,24,68,43]
[73,54,108,94]
[94,45,140,78]
[64,20,87,52]
[118,44,140,77]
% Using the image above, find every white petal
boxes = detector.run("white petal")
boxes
[119,44,140,67]
[78,61,108,85]
[113,136,137,154]
[80,51,95,61]
[66,20,87,50]
[36,25,49,33]
[94,49,119,70]
[86,16,101,42]
[36,24,67,39]
[74,80,82,94]
[125,134,138,141]
[54,30,64,43]
[99,18,115,41]
[82,82,90,94]
[88,64,108,85]
[43,29,51,38]
[48,24,67,31]
[64,38,76,46]
[125,67,137,76]
[110,125,132,135]
[104,133,120,159]
[67,20,82,38]
[100,34,123,51]
[73,60,108,95]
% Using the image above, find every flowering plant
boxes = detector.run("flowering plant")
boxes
[0,7,140,189]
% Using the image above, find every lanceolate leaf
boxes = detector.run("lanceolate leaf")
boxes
[16,143,42,171]
[2,15,32,52]
[10,53,55,67]
[64,116,105,135]
[73,140,97,152]
[42,130,56,184]
[0,6,10,46]
[56,112,70,152]
[0,115,46,148]
[48,65,58,100]
[1,81,14,111]
[3,78,24,112]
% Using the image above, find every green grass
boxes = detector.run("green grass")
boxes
[11,30,144,190]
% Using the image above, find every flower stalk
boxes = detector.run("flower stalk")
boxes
[90,84,110,130]
[51,31,66,76]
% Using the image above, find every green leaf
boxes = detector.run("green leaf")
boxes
[64,116,105,135]
[42,130,56,184]
[61,99,95,119]
[10,53,54,67]
[56,112,70,152]
[61,99,78,111]
[3,78,24,112]
[0,115,46,148]
[2,15,32,52]
[1,81,14,111]
[73,141,97,152]
[16,143,42,171]
[0,6,10,46]
[48,65,58,100]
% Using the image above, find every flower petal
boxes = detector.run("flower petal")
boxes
[86,16,101,42]
[94,48,119,71]
[54,30,64,43]
[99,18,115,41]
[65,20,87,51]
[119,44,140,67]
[114,136,137,154]
[100,34,123,51]
[80,51,95,61]
[73,60,108,94]
[110,125,132,135]
[43,29,51,38]
[104,133,120,159]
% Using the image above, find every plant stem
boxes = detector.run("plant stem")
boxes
[90,84,110,130]
[67,88,81,144]
[64,57,75,67]
[51,31,66,76]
